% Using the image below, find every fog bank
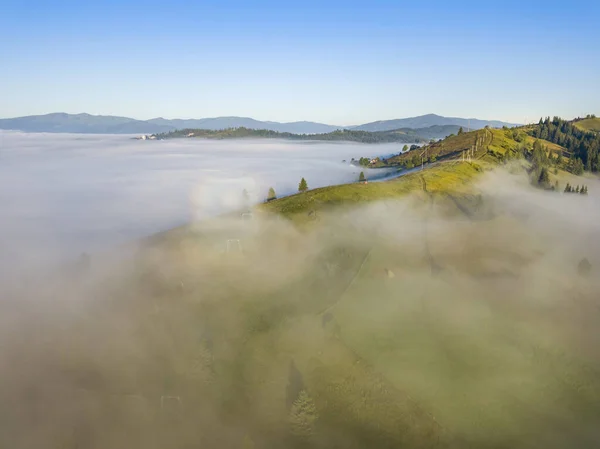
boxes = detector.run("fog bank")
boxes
[0,131,404,270]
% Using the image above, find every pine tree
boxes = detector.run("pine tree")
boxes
[564,183,571,193]
[289,390,318,441]
[298,177,308,193]
[458,127,464,135]
[538,167,550,186]
[573,158,585,175]
[267,187,276,201]
[358,171,366,182]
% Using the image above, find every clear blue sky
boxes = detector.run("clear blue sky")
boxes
[1,0,598,124]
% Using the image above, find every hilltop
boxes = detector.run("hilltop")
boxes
[574,116,600,133]
[256,119,593,222]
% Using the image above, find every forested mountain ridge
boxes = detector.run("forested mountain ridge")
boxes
[528,116,600,173]
[155,125,461,143]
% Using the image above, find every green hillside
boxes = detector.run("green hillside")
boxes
[6,125,597,449]
[261,161,482,222]
[574,117,600,133]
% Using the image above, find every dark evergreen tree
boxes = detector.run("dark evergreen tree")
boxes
[538,167,550,186]
[573,158,584,175]
[458,127,464,135]
[358,171,366,182]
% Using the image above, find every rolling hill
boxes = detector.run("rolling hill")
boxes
[0,112,515,135]
[351,113,518,132]
[156,125,461,143]
[0,113,342,135]
[0,113,175,134]
[147,116,342,134]
[574,117,600,133]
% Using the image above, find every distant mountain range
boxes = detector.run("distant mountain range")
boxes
[352,114,519,132]
[0,112,518,135]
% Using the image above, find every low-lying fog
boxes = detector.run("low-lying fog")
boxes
[0,131,405,269]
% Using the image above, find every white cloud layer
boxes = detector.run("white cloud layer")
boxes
[0,131,405,270]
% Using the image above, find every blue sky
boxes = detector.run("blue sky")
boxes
[1,0,599,124]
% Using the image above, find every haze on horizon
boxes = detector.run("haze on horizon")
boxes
[1,0,599,124]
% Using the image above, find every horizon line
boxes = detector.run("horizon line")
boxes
[0,111,526,126]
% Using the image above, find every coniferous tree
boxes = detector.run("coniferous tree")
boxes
[576,185,580,193]
[298,177,308,193]
[289,390,318,441]
[564,183,571,193]
[573,158,585,175]
[458,127,464,135]
[358,171,366,182]
[538,167,550,186]
[267,187,276,201]
[527,117,600,175]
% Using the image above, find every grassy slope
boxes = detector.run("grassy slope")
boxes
[23,129,598,448]
[574,117,600,133]
[260,162,483,222]
[383,127,567,167]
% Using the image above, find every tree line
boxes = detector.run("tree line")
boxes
[529,117,600,173]
[564,183,589,195]
[155,127,429,143]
